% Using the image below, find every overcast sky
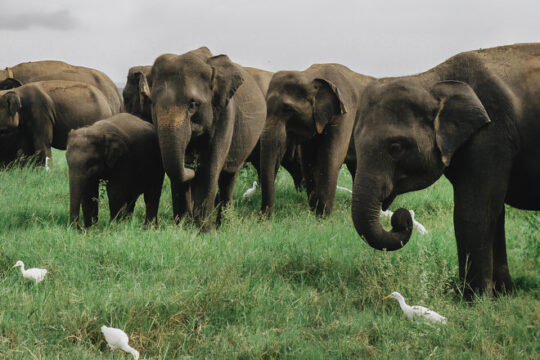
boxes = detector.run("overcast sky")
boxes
[1,0,539,83]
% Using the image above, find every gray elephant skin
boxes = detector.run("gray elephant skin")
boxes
[145,47,266,228]
[67,113,164,228]
[0,60,123,113]
[0,81,115,164]
[260,64,374,216]
[351,43,540,297]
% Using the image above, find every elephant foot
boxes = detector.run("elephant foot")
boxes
[493,268,514,296]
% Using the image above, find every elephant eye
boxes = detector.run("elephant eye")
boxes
[389,142,403,157]
[188,100,200,113]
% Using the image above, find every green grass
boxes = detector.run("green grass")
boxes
[0,149,538,359]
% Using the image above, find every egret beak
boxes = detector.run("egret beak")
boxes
[12,264,18,268]
[382,294,392,300]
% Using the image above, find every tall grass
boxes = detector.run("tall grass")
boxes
[0,149,538,359]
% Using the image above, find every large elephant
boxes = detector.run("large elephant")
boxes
[0,60,122,113]
[146,47,266,227]
[0,80,114,164]
[67,113,164,228]
[351,43,540,297]
[244,67,304,190]
[122,65,152,122]
[260,64,374,216]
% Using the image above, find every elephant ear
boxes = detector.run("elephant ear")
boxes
[5,91,22,116]
[0,78,23,90]
[430,80,491,167]
[207,55,244,109]
[312,78,347,134]
[104,134,128,168]
[135,71,151,107]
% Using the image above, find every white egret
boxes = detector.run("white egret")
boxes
[242,181,258,198]
[12,260,47,283]
[101,326,140,359]
[45,156,51,172]
[383,291,447,324]
[379,209,428,235]
[336,185,352,193]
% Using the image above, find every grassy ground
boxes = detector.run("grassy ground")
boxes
[0,149,538,359]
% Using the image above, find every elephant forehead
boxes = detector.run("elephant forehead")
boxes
[155,105,187,128]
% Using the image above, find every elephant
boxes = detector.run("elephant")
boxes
[260,64,374,216]
[243,67,304,190]
[67,113,164,227]
[0,80,115,165]
[0,60,123,113]
[351,43,540,297]
[0,130,34,168]
[145,47,267,228]
[122,65,152,122]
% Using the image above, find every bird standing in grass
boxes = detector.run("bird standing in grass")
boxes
[101,326,140,359]
[242,181,258,198]
[383,291,447,324]
[12,260,47,283]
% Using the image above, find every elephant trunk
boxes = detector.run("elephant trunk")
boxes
[155,106,195,184]
[260,119,286,215]
[351,173,413,251]
[69,172,85,227]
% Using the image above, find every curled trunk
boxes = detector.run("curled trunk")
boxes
[351,174,413,251]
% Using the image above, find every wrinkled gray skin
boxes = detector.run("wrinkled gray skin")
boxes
[0,81,114,165]
[244,67,304,190]
[352,43,540,297]
[0,61,122,113]
[67,113,164,228]
[146,47,266,228]
[122,65,153,122]
[261,64,374,216]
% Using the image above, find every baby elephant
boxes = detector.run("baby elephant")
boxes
[66,113,164,227]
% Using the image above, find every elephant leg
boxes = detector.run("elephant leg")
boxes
[144,176,164,226]
[492,207,514,294]
[345,158,356,183]
[82,178,99,228]
[107,182,130,222]
[281,145,304,191]
[216,170,238,226]
[170,181,192,224]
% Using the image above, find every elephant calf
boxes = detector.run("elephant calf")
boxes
[66,113,164,227]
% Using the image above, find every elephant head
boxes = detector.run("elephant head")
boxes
[352,79,491,251]
[66,127,128,226]
[0,78,23,90]
[123,66,152,122]
[0,91,22,131]
[260,71,347,214]
[147,47,244,218]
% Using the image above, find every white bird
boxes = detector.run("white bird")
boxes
[45,156,50,172]
[242,181,258,198]
[379,209,428,235]
[336,185,352,193]
[383,291,447,324]
[101,326,140,359]
[12,260,48,283]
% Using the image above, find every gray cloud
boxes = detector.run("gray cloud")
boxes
[0,10,77,31]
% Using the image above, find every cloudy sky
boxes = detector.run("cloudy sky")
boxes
[1,0,539,83]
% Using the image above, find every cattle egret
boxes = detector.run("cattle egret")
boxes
[12,260,47,283]
[336,185,352,193]
[379,209,428,235]
[383,291,447,324]
[45,156,51,172]
[101,326,139,359]
[242,181,258,198]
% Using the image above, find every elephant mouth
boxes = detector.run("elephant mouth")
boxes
[381,191,397,211]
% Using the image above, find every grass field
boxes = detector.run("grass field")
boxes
[0,149,539,359]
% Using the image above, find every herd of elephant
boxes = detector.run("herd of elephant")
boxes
[1,43,539,298]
